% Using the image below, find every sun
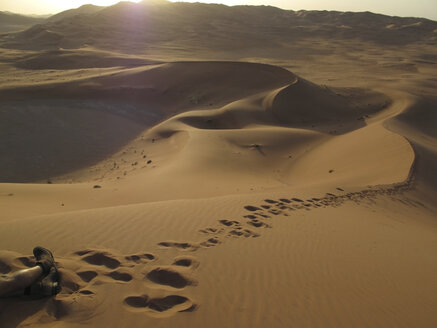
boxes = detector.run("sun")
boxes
[84,0,142,5]
[168,0,244,6]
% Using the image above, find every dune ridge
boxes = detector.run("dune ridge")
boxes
[1,0,436,54]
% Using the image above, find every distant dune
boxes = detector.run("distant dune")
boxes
[46,4,104,23]
[0,11,45,33]
[2,0,436,51]
[0,1,436,328]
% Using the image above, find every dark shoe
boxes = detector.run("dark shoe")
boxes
[33,246,56,275]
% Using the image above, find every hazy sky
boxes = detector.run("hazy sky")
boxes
[0,0,436,21]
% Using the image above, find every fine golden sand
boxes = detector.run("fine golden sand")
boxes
[0,1,436,327]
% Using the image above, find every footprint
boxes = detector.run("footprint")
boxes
[244,205,261,212]
[125,253,156,264]
[229,229,260,238]
[124,294,195,313]
[172,256,199,269]
[257,213,271,218]
[77,270,98,283]
[173,259,192,267]
[244,215,257,219]
[75,250,93,256]
[264,199,278,204]
[124,295,149,308]
[279,198,291,203]
[79,289,95,295]
[218,219,239,226]
[81,252,120,269]
[59,269,82,293]
[107,270,133,282]
[199,227,218,234]
[229,230,243,237]
[158,241,199,252]
[146,267,193,288]
[291,198,304,202]
[148,295,195,313]
[201,237,220,247]
[247,220,270,228]
[261,205,271,209]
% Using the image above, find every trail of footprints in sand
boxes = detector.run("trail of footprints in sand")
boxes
[121,185,418,316]
[123,256,198,314]
[158,182,414,254]
[9,182,418,321]
[41,249,198,319]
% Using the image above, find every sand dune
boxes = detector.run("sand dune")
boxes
[0,11,45,33]
[14,49,155,70]
[0,1,436,327]
[0,61,294,182]
[46,4,104,23]
[2,0,437,52]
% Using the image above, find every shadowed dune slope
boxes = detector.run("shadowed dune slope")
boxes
[14,49,158,70]
[0,61,295,109]
[127,80,412,192]
[386,98,437,196]
[38,70,414,202]
[266,78,391,131]
[0,61,295,182]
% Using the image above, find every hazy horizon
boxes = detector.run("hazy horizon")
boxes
[0,0,436,21]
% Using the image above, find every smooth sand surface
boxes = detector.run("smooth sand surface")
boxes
[0,1,436,327]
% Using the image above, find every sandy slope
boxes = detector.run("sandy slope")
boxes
[0,2,436,328]
[1,60,435,328]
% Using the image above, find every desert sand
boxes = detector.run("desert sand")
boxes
[0,1,436,327]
